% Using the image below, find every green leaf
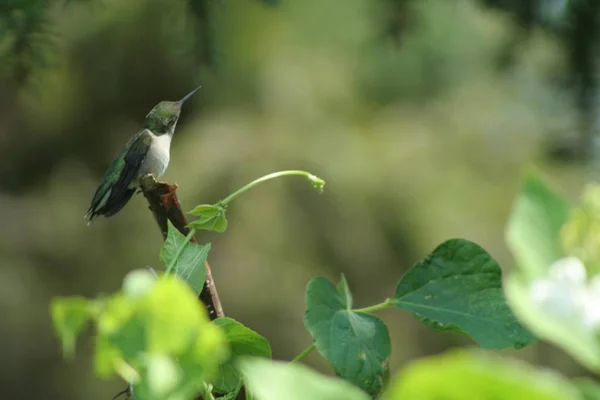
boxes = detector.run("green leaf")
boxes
[506,169,571,279]
[188,204,228,233]
[385,349,581,400]
[304,277,391,396]
[240,357,370,400]
[504,273,600,372]
[138,277,210,354]
[394,238,536,349]
[93,276,229,399]
[160,221,210,295]
[51,276,227,399]
[50,297,91,358]
[211,317,272,393]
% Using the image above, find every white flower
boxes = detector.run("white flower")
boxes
[528,256,600,333]
[547,256,587,285]
[529,279,579,321]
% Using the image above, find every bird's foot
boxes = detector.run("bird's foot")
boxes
[140,173,158,186]
[139,174,169,193]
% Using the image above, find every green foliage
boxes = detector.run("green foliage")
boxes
[384,349,581,400]
[0,0,56,85]
[51,272,228,400]
[300,238,536,397]
[240,357,370,400]
[160,221,210,295]
[188,204,228,233]
[211,317,272,394]
[506,169,571,279]
[52,168,600,400]
[304,275,391,396]
[394,238,536,349]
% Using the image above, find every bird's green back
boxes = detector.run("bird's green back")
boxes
[89,130,150,208]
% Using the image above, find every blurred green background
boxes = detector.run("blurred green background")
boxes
[0,0,596,398]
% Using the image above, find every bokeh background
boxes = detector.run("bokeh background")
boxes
[0,0,597,398]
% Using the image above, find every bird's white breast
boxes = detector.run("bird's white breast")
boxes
[140,134,172,179]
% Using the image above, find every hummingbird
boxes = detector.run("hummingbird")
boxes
[85,86,201,224]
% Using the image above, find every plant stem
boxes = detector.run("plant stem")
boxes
[220,170,324,206]
[353,298,395,314]
[166,227,196,274]
[202,383,216,400]
[291,343,316,363]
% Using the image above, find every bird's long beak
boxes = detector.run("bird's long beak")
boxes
[180,86,202,105]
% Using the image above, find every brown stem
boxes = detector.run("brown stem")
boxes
[139,174,224,319]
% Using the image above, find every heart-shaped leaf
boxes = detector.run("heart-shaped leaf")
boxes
[394,238,536,349]
[304,276,391,396]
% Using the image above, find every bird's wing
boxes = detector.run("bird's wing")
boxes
[86,130,153,220]
[109,129,153,197]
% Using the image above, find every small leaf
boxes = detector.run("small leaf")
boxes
[188,204,228,233]
[160,221,210,295]
[188,204,220,216]
[385,349,581,400]
[51,297,91,358]
[240,357,370,400]
[304,277,390,396]
[506,169,571,279]
[211,317,272,393]
[394,238,536,349]
[336,274,352,309]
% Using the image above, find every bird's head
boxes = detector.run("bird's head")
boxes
[143,86,201,135]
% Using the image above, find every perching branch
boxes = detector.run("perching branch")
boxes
[139,174,224,319]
